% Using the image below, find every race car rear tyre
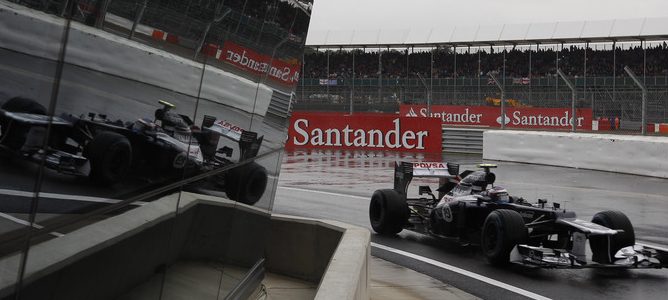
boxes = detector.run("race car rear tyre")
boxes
[590,210,635,264]
[369,189,409,236]
[1,97,47,115]
[224,162,268,205]
[86,131,132,184]
[481,209,528,265]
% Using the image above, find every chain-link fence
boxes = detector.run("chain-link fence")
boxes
[296,46,668,134]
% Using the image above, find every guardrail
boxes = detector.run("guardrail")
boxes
[442,127,485,154]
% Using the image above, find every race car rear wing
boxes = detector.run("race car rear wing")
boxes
[412,162,460,178]
[201,115,263,160]
[393,161,459,195]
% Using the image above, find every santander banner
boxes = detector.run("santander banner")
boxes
[287,112,442,153]
[220,41,301,85]
[401,104,592,130]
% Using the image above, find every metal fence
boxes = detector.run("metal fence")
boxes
[297,77,668,118]
[295,47,668,134]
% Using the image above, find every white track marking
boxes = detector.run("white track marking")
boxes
[0,212,64,237]
[0,188,146,205]
[372,242,552,300]
[278,186,368,200]
[0,189,36,198]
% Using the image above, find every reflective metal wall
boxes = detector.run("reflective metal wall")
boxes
[0,0,312,298]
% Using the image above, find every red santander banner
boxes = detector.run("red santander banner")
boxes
[220,41,300,85]
[287,112,442,153]
[401,105,592,130]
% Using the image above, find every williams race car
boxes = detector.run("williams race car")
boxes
[369,161,668,268]
[0,97,267,205]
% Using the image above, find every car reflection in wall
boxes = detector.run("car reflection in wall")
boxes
[0,97,267,205]
[369,161,668,268]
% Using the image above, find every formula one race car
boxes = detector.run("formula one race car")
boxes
[369,161,668,268]
[0,97,267,205]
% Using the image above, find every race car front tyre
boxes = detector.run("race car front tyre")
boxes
[1,97,47,115]
[86,132,132,184]
[481,209,528,265]
[0,97,47,148]
[590,210,636,264]
[369,189,409,236]
[224,162,268,205]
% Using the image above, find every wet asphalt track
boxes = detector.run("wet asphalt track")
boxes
[273,150,668,300]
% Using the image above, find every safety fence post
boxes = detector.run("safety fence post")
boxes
[488,72,505,129]
[557,69,577,132]
[624,66,648,135]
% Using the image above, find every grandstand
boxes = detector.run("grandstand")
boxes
[296,19,668,132]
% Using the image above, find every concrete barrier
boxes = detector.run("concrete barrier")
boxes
[0,1,273,116]
[268,215,370,300]
[483,130,668,178]
[0,192,370,300]
[313,221,369,300]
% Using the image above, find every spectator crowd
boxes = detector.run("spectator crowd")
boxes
[304,44,668,80]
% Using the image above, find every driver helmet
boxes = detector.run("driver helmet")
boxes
[460,171,488,191]
[157,109,189,132]
[488,186,510,203]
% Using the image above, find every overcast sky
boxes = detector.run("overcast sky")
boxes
[309,0,668,32]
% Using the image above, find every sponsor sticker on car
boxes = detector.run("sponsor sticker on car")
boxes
[412,162,452,177]
[211,120,244,141]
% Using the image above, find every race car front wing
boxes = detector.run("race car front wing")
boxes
[510,243,668,269]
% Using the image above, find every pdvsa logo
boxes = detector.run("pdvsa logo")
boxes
[413,162,446,169]
[216,120,243,133]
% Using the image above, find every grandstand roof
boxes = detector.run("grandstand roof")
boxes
[306,17,668,48]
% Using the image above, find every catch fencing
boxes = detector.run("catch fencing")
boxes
[295,46,668,135]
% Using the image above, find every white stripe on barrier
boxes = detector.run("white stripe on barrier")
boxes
[277,186,368,200]
[0,188,146,205]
